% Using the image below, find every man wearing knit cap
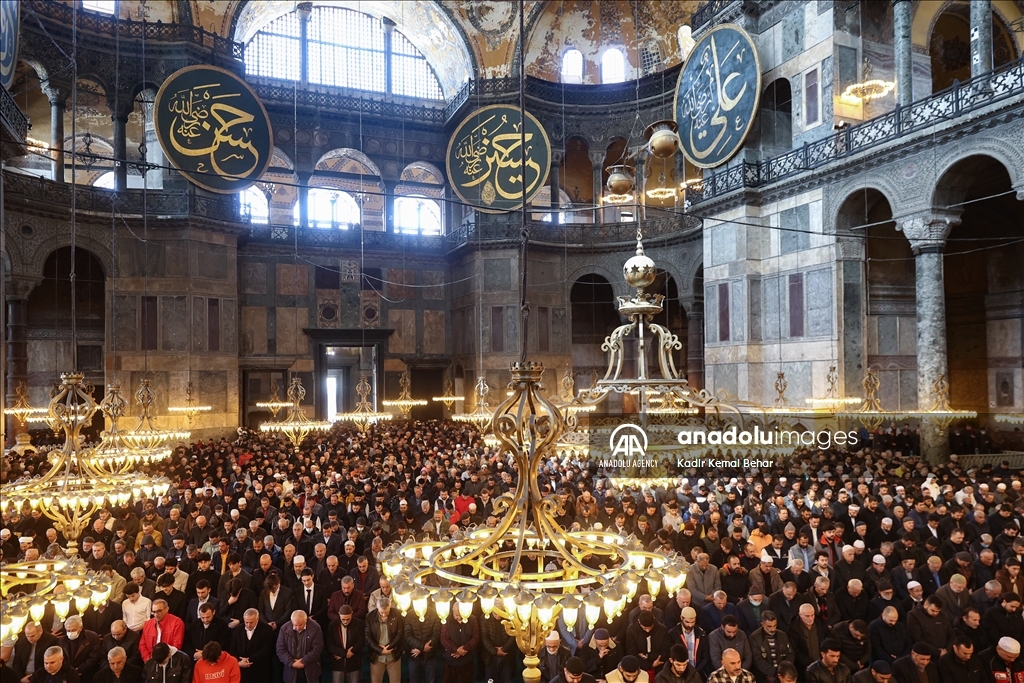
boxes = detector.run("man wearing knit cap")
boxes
[606,655,648,683]
[977,636,1024,683]
[580,628,620,680]
[851,660,892,683]
[892,643,938,683]
[655,644,701,683]
[548,655,596,683]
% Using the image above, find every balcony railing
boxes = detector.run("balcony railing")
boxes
[445,213,701,250]
[2,171,239,222]
[693,0,737,30]
[692,55,1024,204]
[445,65,682,122]
[252,82,446,123]
[26,0,243,59]
[246,225,445,251]
[0,84,29,141]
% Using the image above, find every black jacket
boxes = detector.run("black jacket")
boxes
[11,632,60,679]
[440,615,479,667]
[141,651,191,683]
[789,618,831,672]
[480,612,516,661]
[30,662,80,683]
[99,632,142,670]
[907,609,953,652]
[937,652,985,683]
[403,611,441,661]
[325,618,364,673]
[977,646,1024,683]
[365,608,404,659]
[58,630,104,683]
[892,654,940,683]
[92,664,142,683]
[982,606,1024,650]
[836,589,872,624]
[227,622,275,683]
[183,617,231,659]
[830,621,872,672]
[868,619,911,662]
[749,627,794,683]
[625,621,670,668]
[667,624,711,678]
[806,660,852,683]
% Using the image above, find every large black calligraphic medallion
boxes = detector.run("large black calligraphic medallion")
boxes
[447,104,551,214]
[674,24,761,169]
[154,65,273,193]
[0,0,20,91]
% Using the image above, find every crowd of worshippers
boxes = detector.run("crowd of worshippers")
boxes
[5,420,1024,683]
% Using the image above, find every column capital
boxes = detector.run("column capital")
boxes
[588,150,606,168]
[5,276,41,300]
[680,298,704,316]
[895,209,962,253]
[41,80,69,107]
[107,97,134,120]
[1013,181,1024,201]
[550,148,565,165]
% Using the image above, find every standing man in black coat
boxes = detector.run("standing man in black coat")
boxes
[183,605,230,663]
[324,605,363,683]
[481,606,516,683]
[228,609,274,683]
[10,623,59,683]
[937,636,984,683]
[98,623,141,671]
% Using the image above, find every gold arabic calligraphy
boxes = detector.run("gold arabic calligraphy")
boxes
[453,113,542,205]
[166,81,261,181]
[683,34,750,162]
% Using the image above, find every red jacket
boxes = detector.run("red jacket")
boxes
[139,614,185,661]
[191,651,240,683]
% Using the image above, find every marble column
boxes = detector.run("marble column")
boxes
[683,299,705,389]
[549,149,563,215]
[589,150,605,224]
[898,209,961,462]
[971,0,993,77]
[384,180,397,233]
[297,172,311,228]
[45,86,67,182]
[892,0,913,107]
[297,2,312,88]
[112,112,129,192]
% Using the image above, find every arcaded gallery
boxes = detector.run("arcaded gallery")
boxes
[1,2,1024,683]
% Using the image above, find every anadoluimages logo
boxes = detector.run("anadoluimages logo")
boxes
[608,424,649,458]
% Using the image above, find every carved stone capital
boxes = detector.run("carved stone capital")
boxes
[41,80,70,107]
[680,298,704,317]
[6,276,42,300]
[895,209,962,253]
[588,150,606,168]
[1014,181,1024,201]
[836,239,865,261]
[550,148,565,165]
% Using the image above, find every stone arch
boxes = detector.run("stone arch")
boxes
[565,262,624,304]
[913,0,1024,55]
[825,176,903,234]
[26,232,114,281]
[931,150,1023,208]
[315,147,382,178]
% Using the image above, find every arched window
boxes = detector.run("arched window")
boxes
[602,49,626,84]
[640,40,662,76]
[240,187,270,224]
[561,49,584,84]
[395,195,442,235]
[82,0,116,13]
[678,26,695,60]
[93,172,115,189]
[299,188,361,229]
[246,7,443,100]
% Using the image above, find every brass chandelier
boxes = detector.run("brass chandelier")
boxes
[260,376,332,447]
[381,370,427,418]
[3,382,48,426]
[382,363,687,683]
[122,379,191,453]
[167,381,212,428]
[334,374,392,434]
[452,376,493,428]
[256,381,292,418]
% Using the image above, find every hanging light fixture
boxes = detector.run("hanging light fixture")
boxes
[3,382,49,426]
[643,120,680,159]
[604,163,635,204]
[122,379,191,454]
[804,366,863,413]
[431,371,464,410]
[900,374,977,431]
[334,374,392,434]
[88,381,170,471]
[835,369,906,431]
[645,171,677,200]
[452,376,494,428]
[167,381,212,428]
[382,370,428,418]
[260,376,332,448]
[256,381,292,418]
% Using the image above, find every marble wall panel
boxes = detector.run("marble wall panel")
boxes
[551,307,568,353]
[387,269,416,300]
[240,307,267,355]
[484,258,512,291]
[421,270,446,300]
[276,264,309,296]
[197,244,229,279]
[162,296,188,351]
[782,10,805,63]
[276,307,308,356]
[199,370,228,412]
[898,317,917,355]
[806,268,832,336]
[388,309,416,354]
[241,263,268,294]
[192,297,206,351]
[222,299,237,354]
[423,310,446,355]
[114,295,137,350]
[730,281,745,343]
